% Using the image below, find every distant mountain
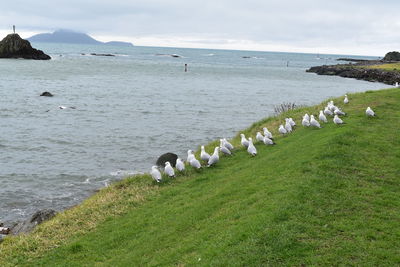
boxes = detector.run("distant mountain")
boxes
[27,30,134,47]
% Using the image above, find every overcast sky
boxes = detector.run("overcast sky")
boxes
[0,0,399,56]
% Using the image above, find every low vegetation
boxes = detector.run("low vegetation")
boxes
[368,63,400,72]
[1,88,399,266]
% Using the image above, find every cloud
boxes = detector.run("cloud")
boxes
[1,0,399,55]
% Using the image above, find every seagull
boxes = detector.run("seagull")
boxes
[310,115,321,128]
[208,147,219,167]
[333,115,344,124]
[328,101,336,112]
[344,94,349,104]
[200,146,210,162]
[263,136,275,145]
[220,140,232,155]
[176,158,185,172]
[285,119,292,133]
[302,116,310,127]
[164,162,175,177]
[263,127,273,139]
[240,134,249,148]
[334,107,346,116]
[319,110,328,123]
[247,137,257,156]
[288,118,296,127]
[222,138,234,151]
[279,125,287,135]
[324,107,333,116]
[304,113,310,121]
[366,107,375,117]
[190,156,202,169]
[150,166,162,183]
[58,106,67,110]
[256,132,264,142]
[187,150,195,163]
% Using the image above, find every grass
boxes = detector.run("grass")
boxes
[1,88,400,266]
[367,63,400,72]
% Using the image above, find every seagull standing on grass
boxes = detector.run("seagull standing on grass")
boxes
[222,138,234,151]
[319,111,328,123]
[334,107,346,116]
[344,95,349,104]
[208,147,220,167]
[240,134,249,148]
[219,140,232,155]
[302,115,310,127]
[164,162,175,177]
[190,156,202,169]
[187,150,195,163]
[200,146,210,162]
[366,107,375,117]
[285,118,292,133]
[263,127,273,139]
[324,107,333,116]
[150,166,162,183]
[256,132,264,142]
[288,118,296,127]
[279,125,287,135]
[263,136,275,145]
[176,158,185,172]
[310,115,321,128]
[247,138,257,156]
[333,115,344,124]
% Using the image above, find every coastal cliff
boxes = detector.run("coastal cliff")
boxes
[0,34,51,60]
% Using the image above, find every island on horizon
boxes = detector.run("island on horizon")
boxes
[28,29,134,47]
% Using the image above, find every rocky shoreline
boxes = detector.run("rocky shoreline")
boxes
[306,62,400,85]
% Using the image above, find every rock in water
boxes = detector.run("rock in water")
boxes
[11,209,57,235]
[0,34,51,60]
[40,91,53,97]
[156,152,178,168]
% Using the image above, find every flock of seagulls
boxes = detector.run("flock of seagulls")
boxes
[150,94,377,182]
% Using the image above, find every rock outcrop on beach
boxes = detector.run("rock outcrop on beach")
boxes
[0,34,51,60]
[307,64,400,85]
[11,209,56,235]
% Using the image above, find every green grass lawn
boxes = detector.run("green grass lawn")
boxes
[368,63,400,72]
[1,88,400,266]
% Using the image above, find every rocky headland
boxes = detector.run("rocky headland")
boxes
[0,34,51,60]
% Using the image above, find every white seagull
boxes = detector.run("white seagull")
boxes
[263,136,275,145]
[324,107,333,116]
[240,133,249,148]
[176,158,185,172]
[187,150,195,163]
[263,127,273,139]
[344,94,349,104]
[302,116,310,127]
[219,140,232,155]
[333,115,344,124]
[334,107,346,116]
[208,147,220,167]
[222,138,234,151]
[200,146,210,162]
[288,118,296,127]
[319,110,328,123]
[310,115,321,128]
[256,132,264,142]
[190,156,202,169]
[164,162,175,177]
[247,137,257,156]
[304,113,310,121]
[285,118,292,133]
[366,107,375,117]
[279,125,287,135]
[150,166,162,183]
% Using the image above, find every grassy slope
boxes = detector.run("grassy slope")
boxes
[1,88,400,266]
[368,63,400,72]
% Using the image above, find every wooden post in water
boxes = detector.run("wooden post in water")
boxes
[184,63,188,72]
[13,25,15,34]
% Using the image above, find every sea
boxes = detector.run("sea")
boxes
[0,43,386,224]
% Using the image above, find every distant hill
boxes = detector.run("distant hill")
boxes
[28,30,133,47]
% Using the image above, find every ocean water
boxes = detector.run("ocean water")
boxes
[0,44,385,223]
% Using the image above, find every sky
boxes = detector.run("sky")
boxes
[0,0,399,56]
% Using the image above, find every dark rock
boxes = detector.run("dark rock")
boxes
[90,53,115,57]
[0,34,51,60]
[156,153,178,168]
[40,91,53,97]
[307,64,400,85]
[383,51,400,61]
[11,209,57,235]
